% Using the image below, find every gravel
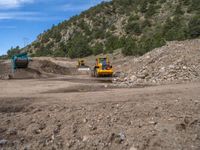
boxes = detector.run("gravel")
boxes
[114,39,200,86]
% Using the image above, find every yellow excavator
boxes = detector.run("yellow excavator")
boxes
[92,57,113,77]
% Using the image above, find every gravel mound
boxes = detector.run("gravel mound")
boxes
[30,60,72,75]
[114,39,200,87]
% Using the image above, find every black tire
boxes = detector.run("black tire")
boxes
[94,68,99,77]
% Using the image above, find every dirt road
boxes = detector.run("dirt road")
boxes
[0,75,200,150]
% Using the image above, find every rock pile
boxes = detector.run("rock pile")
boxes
[114,39,200,87]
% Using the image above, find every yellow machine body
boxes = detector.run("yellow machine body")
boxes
[77,59,85,67]
[77,59,90,71]
[93,57,113,77]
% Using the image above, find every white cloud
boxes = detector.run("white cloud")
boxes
[0,11,38,20]
[0,0,34,9]
[0,11,65,21]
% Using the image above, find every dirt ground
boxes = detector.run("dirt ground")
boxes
[0,75,200,150]
[0,43,200,150]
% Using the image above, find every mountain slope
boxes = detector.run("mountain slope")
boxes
[26,0,200,58]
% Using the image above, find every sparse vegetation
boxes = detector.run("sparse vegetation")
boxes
[91,43,104,55]
[122,37,138,56]
[66,34,92,58]
[0,55,7,60]
[6,46,21,58]
[21,0,200,58]
[189,14,200,38]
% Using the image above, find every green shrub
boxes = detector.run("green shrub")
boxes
[175,4,184,15]
[105,36,124,53]
[188,15,200,38]
[59,42,67,53]
[110,25,117,31]
[78,20,91,35]
[52,42,67,57]
[52,30,62,42]
[140,0,148,13]
[7,46,21,58]
[128,15,140,22]
[189,0,200,12]
[164,27,187,41]
[163,16,187,41]
[35,48,53,57]
[146,4,157,17]
[122,37,138,56]
[53,50,66,57]
[182,0,191,5]
[159,0,166,3]
[138,34,166,55]
[125,21,142,35]
[67,34,92,58]
[92,43,104,55]
[33,42,41,48]
[148,0,159,4]
[41,33,50,43]
[92,28,105,39]
[46,41,54,49]
[141,19,151,28]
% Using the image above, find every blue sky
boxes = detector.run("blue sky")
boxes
[0,0,106,55]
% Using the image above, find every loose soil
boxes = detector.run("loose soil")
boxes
[0,39,200,150]
[0,77,200,150]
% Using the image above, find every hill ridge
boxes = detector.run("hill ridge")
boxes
[21,0,200,58]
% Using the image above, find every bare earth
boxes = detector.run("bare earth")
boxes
[0,39,200,149]
[0,76,200,150]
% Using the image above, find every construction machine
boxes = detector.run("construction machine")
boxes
[92,57,113,77]
[77,59,86,68]
[77,59,90,71]
[11,52,29,72]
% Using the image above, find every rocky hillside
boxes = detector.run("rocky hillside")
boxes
[26,0,200,58]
